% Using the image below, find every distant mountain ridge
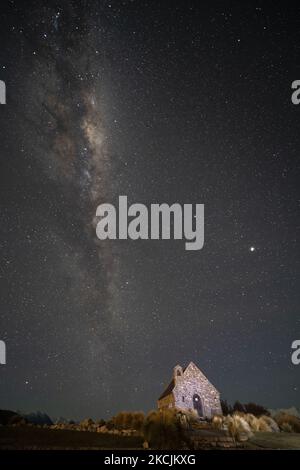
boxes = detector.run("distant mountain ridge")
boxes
[21,411,53,426]
[0,409,79,426]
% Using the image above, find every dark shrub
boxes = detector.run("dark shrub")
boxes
[108,411,144,431]
[233,401,246,413]
[243,402,270,417]
[221,400,233,416]
[143,410,185,449]
[274,413,300,433]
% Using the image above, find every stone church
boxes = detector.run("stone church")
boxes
[157,362,222,419]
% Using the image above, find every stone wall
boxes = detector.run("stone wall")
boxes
[157,393,174,410]
[187,432,236,449]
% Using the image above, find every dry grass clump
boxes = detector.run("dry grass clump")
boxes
[243,413,260,431]
[228,415,253,441]
[281,422,293,433]
[256,417,272,432]
[274,413,300,433]
[211,415,223,430]
[212,413,253,441]
[212,412,279,441]
[259,415,279,432]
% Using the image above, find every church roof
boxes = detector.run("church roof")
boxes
[158,362,218,401]
[158,364,189,400]
[158,378,175,400]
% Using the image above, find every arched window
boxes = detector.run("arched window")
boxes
[193,394,203,417]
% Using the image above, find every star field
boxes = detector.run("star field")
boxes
[0,0,299,420]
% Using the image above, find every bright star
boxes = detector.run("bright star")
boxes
[249,246,255,252]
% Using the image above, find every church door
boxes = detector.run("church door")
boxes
[193,393,203,417]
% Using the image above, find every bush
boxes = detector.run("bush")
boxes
[228,401,269,417]
[212,415,223,430]
[242,413,260,431]
[107,411,145,431]
[233,401,246,413]
[256,417,272,432]
[212,412,279,440]
[143,409,185,449]
[274,413,300,433]
[95,418,106,427]
[221,400,233,416]
[227,414,253,441]
[243,403,270,417]
[131,412,145,432]
[281,422,293,433]
[259,415,279,432]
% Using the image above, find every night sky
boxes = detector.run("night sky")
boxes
[0,0,299,421]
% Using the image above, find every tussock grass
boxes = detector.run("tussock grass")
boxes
[212,412,279,441]
[274,413,300,433]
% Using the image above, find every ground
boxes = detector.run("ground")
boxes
[0,426,143,450]
[245,432,300,450]
[0,426,300,450]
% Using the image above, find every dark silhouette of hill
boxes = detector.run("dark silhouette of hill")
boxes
[0,409,25,425]
[22,411,53,426]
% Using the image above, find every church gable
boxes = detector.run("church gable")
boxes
[157,361,222,419]
[181,361,219,395]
